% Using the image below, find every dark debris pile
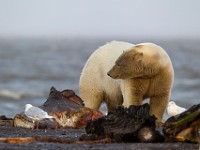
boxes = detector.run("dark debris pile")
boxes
[81,104,165,143]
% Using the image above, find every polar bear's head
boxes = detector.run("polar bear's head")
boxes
[107,45,161,79]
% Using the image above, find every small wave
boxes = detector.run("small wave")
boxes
[0,89,42,100]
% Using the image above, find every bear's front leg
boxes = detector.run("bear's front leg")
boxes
[121,80,143,108]
[150,94,170,123]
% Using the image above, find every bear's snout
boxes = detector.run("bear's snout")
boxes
[107,71,114,78]
[107,72,111,77]
[107,70,119,79]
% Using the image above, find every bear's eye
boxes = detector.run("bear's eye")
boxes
[116,63,121,67]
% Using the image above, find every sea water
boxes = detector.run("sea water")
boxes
[0,37,199,119]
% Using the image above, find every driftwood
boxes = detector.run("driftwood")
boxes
[83,104,165,143]
[82,103,200,143]
[163,103,200,143]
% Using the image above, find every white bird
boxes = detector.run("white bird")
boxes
[24,104,54,121]
[167,101,186,117]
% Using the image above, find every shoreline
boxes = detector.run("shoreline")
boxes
[0,125,198,150]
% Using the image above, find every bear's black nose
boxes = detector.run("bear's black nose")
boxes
[107,72,111,77]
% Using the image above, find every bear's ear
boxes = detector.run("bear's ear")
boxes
[134,52,143,62]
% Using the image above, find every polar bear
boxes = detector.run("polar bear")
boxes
[79,41,174,122]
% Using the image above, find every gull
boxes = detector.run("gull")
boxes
[167,101,186,117]
[24,104,54,121]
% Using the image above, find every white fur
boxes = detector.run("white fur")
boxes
[79,41,174,121]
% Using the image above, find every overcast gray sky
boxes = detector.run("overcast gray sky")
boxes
[0,0,199,38]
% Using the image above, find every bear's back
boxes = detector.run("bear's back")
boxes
[135,43,169,59]
[92,40,134,61]
[82,41,134,75]
[135,43,172,69]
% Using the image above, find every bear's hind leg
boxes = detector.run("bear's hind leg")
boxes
[80,87,103,110]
